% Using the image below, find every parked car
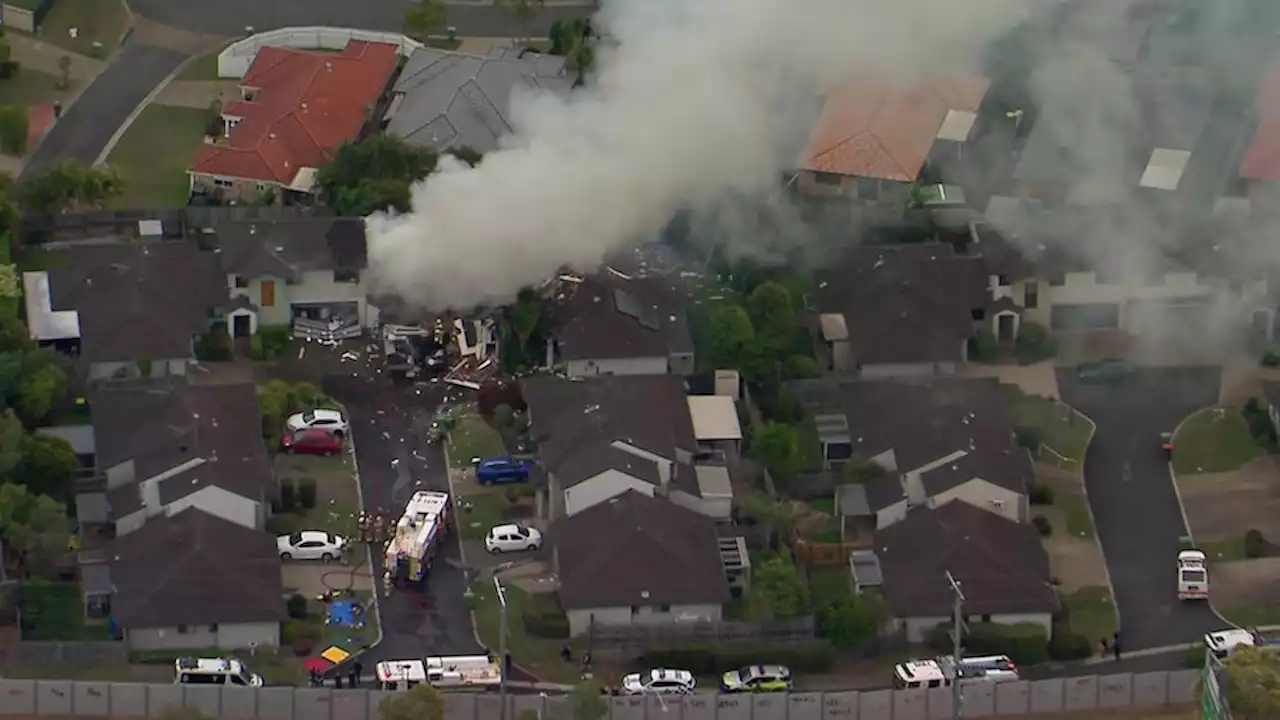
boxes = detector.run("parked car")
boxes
[475,456,534,486]
[285,409,349,436]
[485,524,543,554]
[622,669,696,695]
[720,665,792,693]
[281,428,343,456]
[1076,358,1135,384]
[277,531,346,561]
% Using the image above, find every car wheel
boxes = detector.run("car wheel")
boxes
[527,543,539,551]
[286,446,296,455]
[321,553,334,562]
[491,546,503,554]
[280,552,292,561]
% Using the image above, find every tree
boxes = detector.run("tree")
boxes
[0,482,67,575]
[259,378,296,432]
[19,160,122,214]
[316,134,438,216]
[816,594,887,649]
[0,316,31,353]
[403,0,445,42]
[1223,645,1280,719]
[505,287,543,357]
[753,555,808,619]
[750,421,799,479]
[736,490,799,549]
[20,433,77,501]
[745,281,793,359]
[708,304,756,373]
[378,683,444,720]
[568,679,609,720]
[550,17,596,85]
[0,105,27,155]
[14,364,68,427]
[841,455,886,484]
[499,0,545,45]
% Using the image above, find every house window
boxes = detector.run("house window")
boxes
[233,275,248,289]
[981,614,992,622]
[1048,275,1065,287]
[260,280,276,307]
[856,177,879,200]
[208,623,219,632]
[813,171,842,186]
[997,274,1009,286]
[333,268,360,284]
[658,604,671,613]
[256,183,267,192]
[1024,282,1038,309]
[177,624,191,634]
[213,179,233,189]
[630,606,640,616]
[971,308,986,321]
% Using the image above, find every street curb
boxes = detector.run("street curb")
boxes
[1064,407,1121,633]
[442,440,489,652]
[1167,406,1234,629]
[345,403,386,654]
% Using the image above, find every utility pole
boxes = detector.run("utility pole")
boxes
[947,571,966,720]
[493,576,510,720]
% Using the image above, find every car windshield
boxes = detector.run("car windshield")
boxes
[325,533,338,545]
[301,411,316,423]
[1183,570,1207,582]
[514,526,529,538]
[287,532,303,545]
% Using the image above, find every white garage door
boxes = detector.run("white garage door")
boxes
[1050,303,1121,330]
[1127,298,1210,338]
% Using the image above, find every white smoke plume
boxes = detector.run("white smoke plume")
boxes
[367,0,1029,309]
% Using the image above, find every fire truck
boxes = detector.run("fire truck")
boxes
[384,490,452,585]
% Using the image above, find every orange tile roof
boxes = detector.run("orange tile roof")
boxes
[190,41,400,185]
[798,75,990,182]
[1240,64,1280,182]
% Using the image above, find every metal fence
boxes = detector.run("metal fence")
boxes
[7,640,128,666]
[216,27,422,79]
[0,671,1200,719]
[587,617,815,654]
[19,205,336,245]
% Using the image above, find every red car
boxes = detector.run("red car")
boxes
[281,428,342,456]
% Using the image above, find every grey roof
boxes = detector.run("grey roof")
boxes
[555,444,661,489]
[388,48,572,153]
[1050,0,1156,64]
[37,425,95,456]
[216,218,367,281]
[110,508,286,628]
[551,272,694,363]
[836,483,871,517]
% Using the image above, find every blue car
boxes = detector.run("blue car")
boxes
[475,456,533,486]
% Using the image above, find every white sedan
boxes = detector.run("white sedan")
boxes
[621,669,696,695]
[484,524,543,554]
[285,409,348,436]
[278,531,346,561]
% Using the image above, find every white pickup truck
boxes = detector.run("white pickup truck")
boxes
[1178,549,1209,601]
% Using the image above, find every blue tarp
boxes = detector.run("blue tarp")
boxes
[326,599,364,629]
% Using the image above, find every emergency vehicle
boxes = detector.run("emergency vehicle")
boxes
[384,491,453,584]
[892,656,1019,689]
[1178,549,1209,600]
[375,655,502,690]
[174,657,263,686]
[1204,628,1280,659]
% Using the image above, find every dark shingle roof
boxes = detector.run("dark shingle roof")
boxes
[814,245,991,366]
[838,378,1031,498]
[876,502,1057,617]
[522,374,697,484]
[94,380,273,514]
[552,490,729,609]
[216,218,367,281]
[551,273,694,363]
[110,508,285,627]
[46,242,225,363]
[554,444,661,489]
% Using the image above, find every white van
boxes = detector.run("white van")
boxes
[174,657,263,686]
[894,657,1020,689]
[1178,550,1209,600]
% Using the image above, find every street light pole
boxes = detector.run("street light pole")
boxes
[947,572,966,720]
[493,576,509,720]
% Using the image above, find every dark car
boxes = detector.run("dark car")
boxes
[281,428,342,456]
[475,456,534,486]
[1076,357,1135,384]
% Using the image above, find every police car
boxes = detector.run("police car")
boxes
[621,668,696,695]
[720,664,792,692]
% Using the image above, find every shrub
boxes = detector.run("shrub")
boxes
[926,622,1049,665]
[1244,529,1269,559]
[1015,426,1043,452]
[195,324,233,362]
[0,61,19,80]
[296,478,317,510]
[249,334,265,360]
[1033,515,1053,537]
[639,642,834,675]
[1029,483,1055,505]
[286,593,308,619]
[279,483,297,512]
[1047,630,1093,661]
[1014,322,1056,365]
[259,324,291,358]
[784,354,822,380]
[493,403,514,428]
[967,331,999,363]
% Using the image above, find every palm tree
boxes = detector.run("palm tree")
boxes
[403,0,445,42]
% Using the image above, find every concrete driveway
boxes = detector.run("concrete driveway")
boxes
[1056,367,1224,650]
[324,375,485,662]
[127,0,590,37]
[22,43,186,177]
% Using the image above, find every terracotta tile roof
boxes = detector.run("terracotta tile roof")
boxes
[1239,64,1280,182]
[798,75,989,182]
[190,41,399,184]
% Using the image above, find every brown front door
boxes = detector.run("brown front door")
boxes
[260,280,276,307]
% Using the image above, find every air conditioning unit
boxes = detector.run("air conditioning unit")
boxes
[991,498,1005,509]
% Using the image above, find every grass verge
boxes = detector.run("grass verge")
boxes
[457,492,510,541]
[1172,407,1259,475]
[38,0,129,58]
[105,104,207,208]
[447,413,506,470]
[0,68,69,106]
[1002,386,1091,463]
[1198,535,1248,562]
[1057,493,1096,539]
[470,580,580,684]
[1220,603,1280,628]
[1061,586,1117,643]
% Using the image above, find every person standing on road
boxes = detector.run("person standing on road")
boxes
[1112,631,1122,661]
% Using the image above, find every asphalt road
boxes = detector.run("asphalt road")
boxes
[21,43,185,179]
[1056,367,1224,651]
[127,0,591,38]
[325,375,486,664]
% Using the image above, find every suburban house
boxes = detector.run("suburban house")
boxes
[1238,63,1280,213]
[812,243,1023,378]
[76,378,276,641]
[547,271,695,377]
[108,507,285,651]
[213,217,379,337]
[551,490,732,636]
[794,74,990,202]
[188,41,400,202]
[521,374,737,521]
[24,241,227,382]
[384,48,572,153]
[872,501,1057,642]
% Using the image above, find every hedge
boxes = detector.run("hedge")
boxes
[638,642,834,675]
[926,622,1049,666]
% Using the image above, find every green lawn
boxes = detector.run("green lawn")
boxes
[0,69,68,106]
[1002,386,1092,463]
[446,414,506,469]
[178,47,226,81]
[1172,407,1259,475]
[457,492,509,541]
[1199,535,1248,562]
[1061,586,1117,643]
[20,582,116,641]
[105,105,207,208]
[38,0,130,58]
[471,580,579,684]
[1057,493,1096,539]
[1220,604,1280,628]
